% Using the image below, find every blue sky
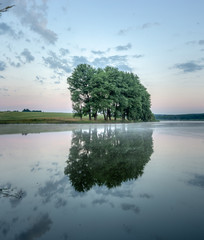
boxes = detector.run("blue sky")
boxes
[0,0,204,114]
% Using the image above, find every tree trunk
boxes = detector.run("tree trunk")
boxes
[122,112,125,121]
[103,110,107,121]
[114,104,117,121]
[107,108,111,121]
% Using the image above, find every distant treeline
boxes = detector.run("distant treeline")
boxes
[155,113,204,121]
[3,109,42,112]
[22,109,42,112]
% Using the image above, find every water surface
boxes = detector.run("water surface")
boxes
[0,122,204,240]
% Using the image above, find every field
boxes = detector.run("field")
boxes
[0,111,124,124]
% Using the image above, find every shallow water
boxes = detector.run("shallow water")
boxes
[0,122,204,240]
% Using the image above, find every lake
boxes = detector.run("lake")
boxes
[0,122,204,240]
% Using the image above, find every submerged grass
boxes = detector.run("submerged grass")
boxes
[0,112,128,124]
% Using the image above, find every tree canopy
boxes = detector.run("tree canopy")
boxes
[67,64,154,121]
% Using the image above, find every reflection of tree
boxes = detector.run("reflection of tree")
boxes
[65,126,154,192]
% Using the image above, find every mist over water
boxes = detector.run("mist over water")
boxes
[0,122,204,239]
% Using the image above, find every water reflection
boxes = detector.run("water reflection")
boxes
[64,126,154,192]
[188,174,204,189]
[15,214,52,240]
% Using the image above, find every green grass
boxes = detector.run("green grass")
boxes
[0,111,126,124]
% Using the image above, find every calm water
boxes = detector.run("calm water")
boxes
[0,122,204,240]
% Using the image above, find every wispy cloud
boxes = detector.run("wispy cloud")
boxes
[0,88,9,96]
[0,22,23,39]
[198,40,204,45]
[116,43,132,51]
[21,48,35,63]
[91,50,106,55]
[132,54,144,58]
[185,40,196,45]
[0,61,7,71]
[43,51,72,74]
[141,22,160,29]
[59,48,70,56]
[13,0,57,44]
[92,55,132,72]
[118,27,132,36]
[5,49,34,68]
[7,57,21,68]
[72,56,89,67]
[35,75,45,84]
[174,61,204,73]
[118,22,159,35]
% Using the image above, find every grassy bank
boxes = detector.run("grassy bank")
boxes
[0,111,129,124]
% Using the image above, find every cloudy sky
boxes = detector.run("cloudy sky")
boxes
[0,0,204,114]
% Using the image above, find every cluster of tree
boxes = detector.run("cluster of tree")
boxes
[64,126,154,192]
[155,113,204,121]
[67,64,154,121]
[22,109,42,112]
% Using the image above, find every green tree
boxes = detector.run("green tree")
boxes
[67,64,154,122]
[67,64,95,120]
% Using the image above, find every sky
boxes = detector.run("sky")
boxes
[0,0,204,114]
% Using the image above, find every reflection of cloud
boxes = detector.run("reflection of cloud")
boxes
[188,174,204,189]
[92,198,108,205]
[122,223,132,234]
[38,178,67,204]
[55,198,67,208]
[121,203,140,214]
[139,193,152,199]
[15,214,52,240]
[0,220,10,237]
[95,186,133,199]
[10,190,27,208]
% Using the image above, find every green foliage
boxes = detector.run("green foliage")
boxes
[67,64,154,121]
[64,127,154,192]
